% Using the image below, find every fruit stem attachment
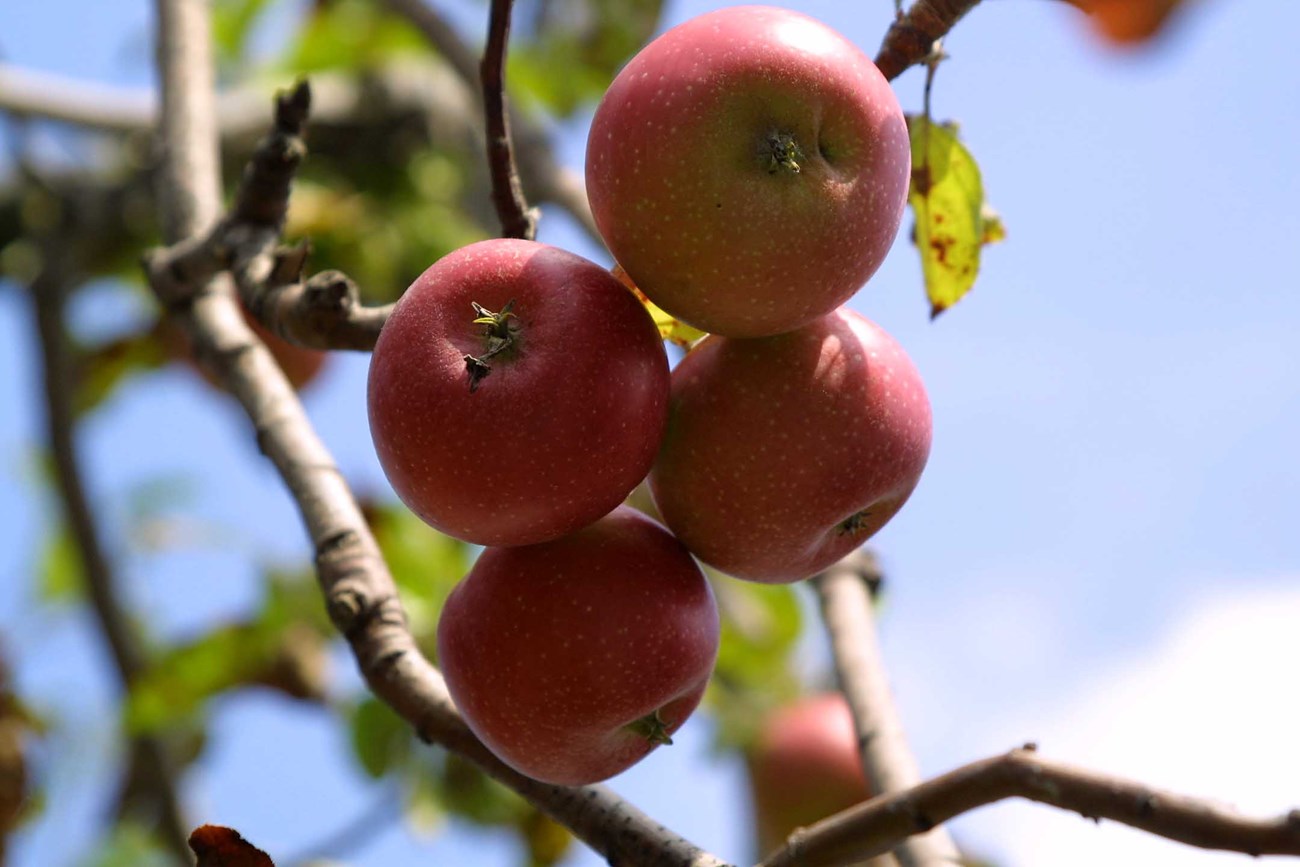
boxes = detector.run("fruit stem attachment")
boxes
[463,299,519,392]
[626,710,674,746]
[837,509,872,536]
[765,132,804,174]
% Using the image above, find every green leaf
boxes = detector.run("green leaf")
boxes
[213,0,275,64]
[349,696,412,779]
[365,501,469,647]
[284,0,426,74]
[36,522,84,605]
[72,325,169,417]
[77,823,171,867]
[706,573,804,749]
[125,625,267,734]
[906,115,1005,319]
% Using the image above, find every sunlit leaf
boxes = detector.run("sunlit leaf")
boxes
[285,0,426,74]
[213,0,276,64]
[611,265,707,349]
[78,823,172,867]
[906,115,1004,319]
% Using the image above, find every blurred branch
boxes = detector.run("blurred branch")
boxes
[376,0,600,243]
[30,261,191,861]
[145,80,391,351]
[875,0,979,81]
[812,552,962,867]
[147,5,726,865]
[760,744,1300,867]
[0,61,598,245]
[481,0,538,239]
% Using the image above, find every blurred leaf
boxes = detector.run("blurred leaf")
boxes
[365,501,469,646]
[286,0,427,74]
[213,0,276,64]
[511,0,666,116]
[611,265,706,349]
[349,696,412,779]
[436,753,526,827]
[126,574,331,734]
[36,522,83,605]
[189,825,276,866]
[706,573,803,749]
[906,116,1004,319]
[78,823,171,867]
[71,324,170,416]
[519,807,573,867]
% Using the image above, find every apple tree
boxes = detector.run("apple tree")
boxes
[1,0,1297,866]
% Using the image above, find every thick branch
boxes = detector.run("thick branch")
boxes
[480,0,538,239]
[812,552,962,867]
[875,0,980,81]
[761,745,1300,866]
[30,266,191,862]
[148,4,726,864]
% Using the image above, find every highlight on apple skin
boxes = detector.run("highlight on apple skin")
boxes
[586,5,911,338]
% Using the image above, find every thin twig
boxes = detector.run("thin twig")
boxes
[30,263,191,863]
[875,0,980,82]
[377,0,599,242]
[148,4,728,864]
[759,745,1300,867]
[812,552,962,867]
[480,0,538,239]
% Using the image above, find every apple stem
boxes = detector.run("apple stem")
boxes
[765,132,804,174]
[463,299,519,392]
[626,710,674,746]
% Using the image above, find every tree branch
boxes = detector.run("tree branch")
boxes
[30,263,191,862]
[875,0,980,82]
[760,745,1300,867]
[147,4,728,864]
[812,552,962,867]
[376,0,599,242]
[481,0,538,239]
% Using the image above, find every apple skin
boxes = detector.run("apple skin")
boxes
[748,693,869,856]
[585,5,910,338]
[367,239,669,547]
[649,308,931,583]
[436,506,720,785]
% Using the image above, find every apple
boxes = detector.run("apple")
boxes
[649,308,931,582]
[367,239,669,547]
[585,5,911,338]
[1066,0,1186,45]
[436,506,720,785]
[748,693,869,856]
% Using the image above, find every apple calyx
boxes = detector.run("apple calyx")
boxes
[837,509,872,536]
[463,299,520,392]
[625,709,674,746]
[764,131,805,175]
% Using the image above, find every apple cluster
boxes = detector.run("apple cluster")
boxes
[366,5,931,786]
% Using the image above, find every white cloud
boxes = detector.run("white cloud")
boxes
[965,581,1300,866]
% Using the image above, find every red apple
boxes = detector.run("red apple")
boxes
[585,5,910,338]
[436,506,720,785]
[649,308,931,582]
[367,239,669,547]
[748,693,869,855]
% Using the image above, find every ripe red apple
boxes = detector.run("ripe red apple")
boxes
[367,239,669,547]
[649,308,931,582]
[748,693,869,856]
[436,506,720,785]
[585,5,910,338]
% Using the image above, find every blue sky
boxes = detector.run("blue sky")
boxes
[2,1,1299,865]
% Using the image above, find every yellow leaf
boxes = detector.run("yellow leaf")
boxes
[611,265,707,349]
[906,116,1003,319]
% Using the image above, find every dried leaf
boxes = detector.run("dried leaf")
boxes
[188,825,275,867]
